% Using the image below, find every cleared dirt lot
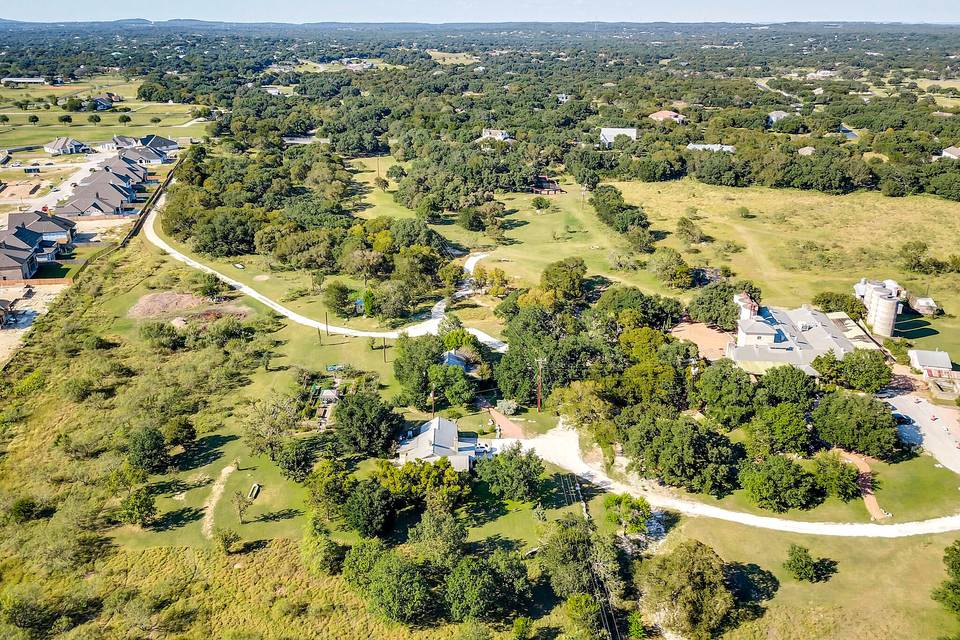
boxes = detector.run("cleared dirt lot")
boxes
[0,181,41,199]
[0,284,69,364]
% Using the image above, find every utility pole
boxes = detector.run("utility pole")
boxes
[382,336,386,363]
[324,312,329,337]
[536,357,546,413]
[317,326,322,345]
[430,385,436,417]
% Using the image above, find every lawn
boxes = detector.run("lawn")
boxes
[110,246,406,550]
[686,451,960,524]
[676,517,960,640]
[363,174,960,355]
[0,74,207,148]
[426,50,481,65]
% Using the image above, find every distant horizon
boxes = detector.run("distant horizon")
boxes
[2,0,957,27]
[4,17,960,26]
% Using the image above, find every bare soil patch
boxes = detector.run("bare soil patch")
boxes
[128,291,206,318]
[252,274,270,282]
[669,321,732,361]
[0,181,41,200]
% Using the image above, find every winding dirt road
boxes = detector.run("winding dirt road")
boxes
[142,195,960,538]
[143,200,506,351]
[498,425,960,538]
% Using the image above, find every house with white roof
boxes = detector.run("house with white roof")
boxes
[908,349,954,380]
[687,143,736,153]
[941,146,960,161]
[43,137,91,156]
[599,127,638,148]
[478,128,512,142]
[397,416,476,472]
[767,110,792,125]
[726,293,861,375]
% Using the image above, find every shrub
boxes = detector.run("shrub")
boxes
[784,544,817,581]
[214,528,241,555]
[496,399,519,415]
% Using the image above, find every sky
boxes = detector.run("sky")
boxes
[3,0,958,25]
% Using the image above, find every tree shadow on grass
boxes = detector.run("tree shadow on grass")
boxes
[528,575,563,620]
[254,508,303,523]
[468,533,523,556]
[724,561,780,622]
[462,480,508,528]
[150,478,190,497]
[151,506,203,532]
[173,433,239,472]
[813,557,838,583]
[239,539,271,554]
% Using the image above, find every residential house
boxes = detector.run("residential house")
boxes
[599,127,637,148]
[83,97,113,111]
[43,137,91,156]
[478,128,513,142]
[56,181,134,216]
[119,146,167,165]
[726,293,859,375]
[0,223,66,279]
[77,176,136,204]
[648,110,687,124]
[767,110,792,124]
[97,135,140,152]
[441,350,469,371]
[532,175,564,195]
[95,92,123,103]
[7,211,75,245]
[942,146,960,161]
[97,158,149,185]
[397,416,476,472]
[140,134,179,154]
[686,143,736,153]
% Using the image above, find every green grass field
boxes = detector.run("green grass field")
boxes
[347,157,960,355]
[426,50,481,65]
[677,517,960,639]
[0,74,207,148]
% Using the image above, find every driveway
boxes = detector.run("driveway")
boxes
[0,151,116,212]
[889,393,960,474]
[493,424,960,538]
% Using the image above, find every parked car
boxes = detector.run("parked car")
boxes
[892,413,914,425]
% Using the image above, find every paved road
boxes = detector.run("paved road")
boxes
[496,425,960,538]
[0,152,115,213]
[890,393,960,474]
[143,200,507,351]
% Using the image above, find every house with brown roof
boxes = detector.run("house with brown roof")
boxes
[648,110,687,124]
